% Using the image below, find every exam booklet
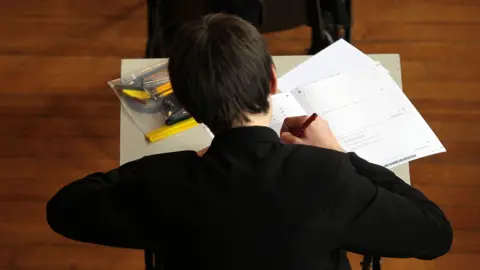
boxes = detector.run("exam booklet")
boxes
[270,67,446,169]
[278,39,384,92]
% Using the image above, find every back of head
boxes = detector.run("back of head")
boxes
[168,13,274,134]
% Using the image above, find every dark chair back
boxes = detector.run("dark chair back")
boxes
[144,0,351,58]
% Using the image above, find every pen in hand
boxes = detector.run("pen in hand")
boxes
[281,113,344,152]
[293,113,318,137]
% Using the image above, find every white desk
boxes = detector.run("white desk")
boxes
[120,55,410,184]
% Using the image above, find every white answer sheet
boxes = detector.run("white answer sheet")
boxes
[289,68,446,168]
[270,92,307,134]
[278,39,385,93]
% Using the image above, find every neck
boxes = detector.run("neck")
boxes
[240,112,272,128]
[231,97,273,130]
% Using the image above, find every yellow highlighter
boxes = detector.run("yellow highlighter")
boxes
[121,82,172,100]
[145,117,198,143]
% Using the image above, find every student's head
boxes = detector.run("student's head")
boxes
[168,13,276,134]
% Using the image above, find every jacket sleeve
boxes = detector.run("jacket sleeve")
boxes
[46,157,153,249]
[332,153,453,260]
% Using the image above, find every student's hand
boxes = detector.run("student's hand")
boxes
[280,116,344,152]
[197,147,209,157]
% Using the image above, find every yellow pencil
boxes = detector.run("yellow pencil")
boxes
[160,89,173,97]
[156,82,172,94]
[122,89,151,100]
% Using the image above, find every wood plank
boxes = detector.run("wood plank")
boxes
[0,209,81,246]
[0,158,118,202]
[355,42,480,62]
[411,164,480,186]
[411,99,480,115]
[348,236,480,269]
[410,142,479,166]
[414,185,480,207]
[374,254,480,270]
[0,177,70,202]
[0,201,94,246]
[0,0,145,19]
[11,245,144,270]
[0,56,121,94]
[0,247,13,268]
[266,26,310,41]
[0,221,72,246]
[392,0,480,5]
[442,206,480,230]
[265,35,310,55]
[0,94,118,117]
[423,113,480,126]
[431,253,480,270]
[1,35,144,58]
[0,202,52,247]
[0,18,145,39]
[0,116,119,138]
[2,202,50,224]
[406,82,480,101]
[0,202,83,246]
[0,19,144,57]
[353,1,480,23]
[451,230,480,253]
[353,22,480,42]
[425,122,480,143]
[0,137,118,159]
[348,252,431,270]
[0,158,117,180]
[0,202,143,262]
[401,60,479,82]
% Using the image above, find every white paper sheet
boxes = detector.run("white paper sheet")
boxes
[291,69,446,168]
[278,39,382,93]
[270,93,307,135]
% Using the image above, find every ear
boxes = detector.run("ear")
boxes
[270,64,278,95]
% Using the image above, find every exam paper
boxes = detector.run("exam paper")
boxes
[278,39,382,92]
[291,68,446,168]
[270,92,307,135]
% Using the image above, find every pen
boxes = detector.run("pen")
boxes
[293,113,318,137]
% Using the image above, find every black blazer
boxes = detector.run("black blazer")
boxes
[47,126,452,270]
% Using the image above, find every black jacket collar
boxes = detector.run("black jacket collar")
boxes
[210,126,280,151]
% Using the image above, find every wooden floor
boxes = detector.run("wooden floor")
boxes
[0,0,479,269]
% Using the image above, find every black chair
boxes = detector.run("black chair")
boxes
[145,0,352,58]
[145,247,160,270]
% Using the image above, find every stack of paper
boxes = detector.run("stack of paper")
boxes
[271,40,445,168]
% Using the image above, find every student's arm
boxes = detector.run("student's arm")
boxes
[332,153,453,259]
[280,115,452,259]
[46,157,153,249]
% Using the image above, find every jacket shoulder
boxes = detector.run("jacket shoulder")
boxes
[284,144,346,174]
[278,144,349,195]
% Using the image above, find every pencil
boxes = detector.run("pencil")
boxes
[160,89,173,97]
[293,113,318,137]
[156,82,172,93]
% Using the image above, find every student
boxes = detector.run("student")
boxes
[47,13,452,270]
